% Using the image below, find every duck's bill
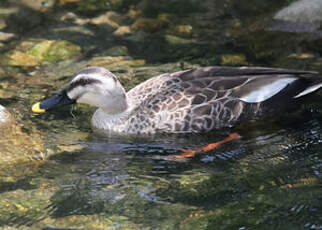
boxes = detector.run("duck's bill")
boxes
[32,90,76,113]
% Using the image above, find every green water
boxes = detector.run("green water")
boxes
[0,0,321,229]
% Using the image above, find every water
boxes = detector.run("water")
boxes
[0,0,322,229]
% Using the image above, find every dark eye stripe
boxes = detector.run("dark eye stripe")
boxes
[66,78,102,92]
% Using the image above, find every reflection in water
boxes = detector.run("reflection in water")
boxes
[1,103,322,229]
[30,114,321,229]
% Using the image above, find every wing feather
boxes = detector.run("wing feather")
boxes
[126,66,319,133]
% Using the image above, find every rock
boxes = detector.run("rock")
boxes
[0,7,19,16]
[0,31,15,41]
[131,17,168,33]
[89,12,120,28]
[170,25,193,38]
[274,0,322,23]
[0,39,81,67]
[128,8,142,19]
[103,46,129,56]
[124,31,147,42]
[0,105,45,182]
[87,56,145,69]
[27,40,81,63]
[0,19,6,30]
[269,20,321,33]
[73,17,90,25]
[221,54,248,66]
[157,13,173,25]
[59,11,77,21]
[271,0,322,33]
[113,26,132,36]
[165,35,194,45]
[0,50,39,67]
[53,26,95,36]
[288,53,315,59]
[73,11,121,29]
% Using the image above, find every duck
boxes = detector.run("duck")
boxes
[32,66,322,135]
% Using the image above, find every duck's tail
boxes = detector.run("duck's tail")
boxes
[294,76,322,99]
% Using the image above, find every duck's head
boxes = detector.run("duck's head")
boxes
[32,66,127,115]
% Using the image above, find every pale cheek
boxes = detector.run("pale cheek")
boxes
[77,93,103,107]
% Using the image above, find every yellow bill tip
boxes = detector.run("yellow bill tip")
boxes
[32,102,46,113]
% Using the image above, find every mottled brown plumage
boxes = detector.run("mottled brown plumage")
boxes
[33,66,322,134]
[122,66,320,134]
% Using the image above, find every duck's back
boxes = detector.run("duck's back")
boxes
[125,66,321,134]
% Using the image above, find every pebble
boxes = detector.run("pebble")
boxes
[0,31,15,41]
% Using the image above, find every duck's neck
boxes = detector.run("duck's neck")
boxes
[91,107,131,132]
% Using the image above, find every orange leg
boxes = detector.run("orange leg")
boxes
[171,133,241,159]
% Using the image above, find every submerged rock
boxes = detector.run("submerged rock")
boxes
[0,50,39,67]
[90,11,121,27]
[274,0,322,23]
[28,40,81,63]
[113,26,132,36]
[287,53,315,60]
[0,31,15,41]
[88,56,144,67]
[131,17,168,33]
[165,35,194,45]
[74,11,121,28]
[221,54,248,66]
[53,25,95,36]
[87,56,145,72]
[0,20,6,30]
[272,0,322,33]
[0,105,46,181]
[0,7,19,16]
[0,39,81,67]
[170,25,193,38]
[103,46,129,56]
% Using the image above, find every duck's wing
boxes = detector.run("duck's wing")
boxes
[176,66,316,78]
[128,67,317,101]
[127,66,321,133]
[170,66,320,103]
